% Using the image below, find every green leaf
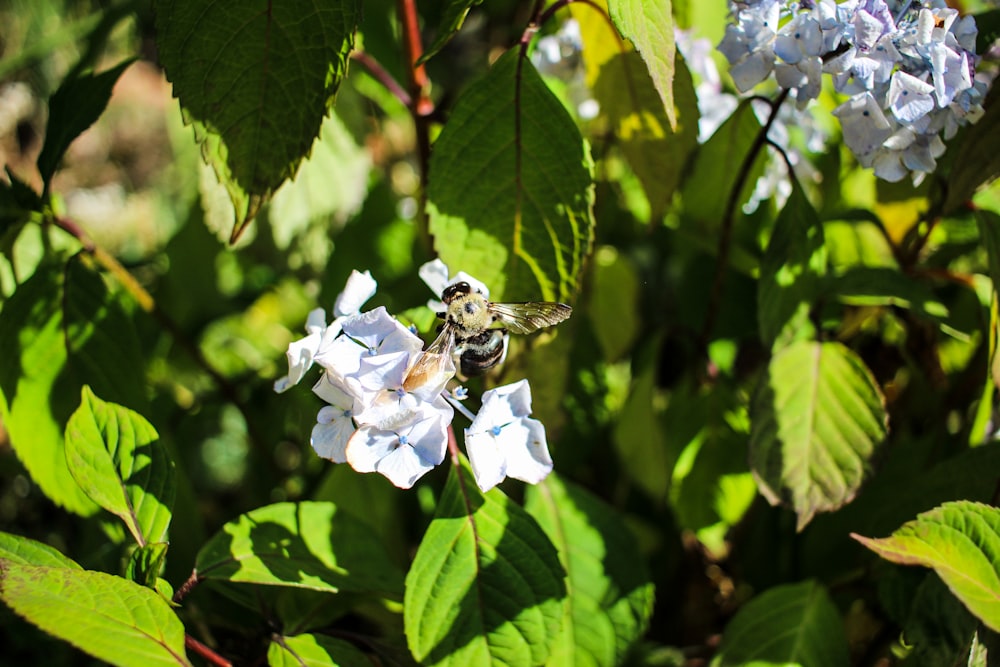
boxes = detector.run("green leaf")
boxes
[0,259,147,516]
[0,532,81,570]
[586,246,641,361]
[36,60,133,191]
[681,100,765,233]
[612,365,672,504]
[195,501,403,597]
[126,543,169,588]
[524,474,654,667]
[830,267,950,321]
[0,561,191,666]
[944,82,1000,214]
[853,501,1000,633]
[65,387,175,545]
[427,48,595,302]
[976,209,1000,292]
[593,51,697,221]
[419,0,483,64]
[710,580,849,667]
[890,572,977,667]
[404,459,566,666]
[606,0,677,129]
[670,404,756,559]
[268,633,372,667]
[749,340,888,531]
[269,111,372,250]
[758,180,826,348]
[0,169,42,232]
[154,0,360,238]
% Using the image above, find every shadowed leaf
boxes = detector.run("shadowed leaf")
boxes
[154,0,360,239]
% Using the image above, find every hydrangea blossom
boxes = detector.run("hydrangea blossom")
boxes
[275,262,558,492]
[719,0,987,182]
[273,269,376,393]
[465,380,553,492]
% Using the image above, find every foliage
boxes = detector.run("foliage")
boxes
[1,0,1000,665]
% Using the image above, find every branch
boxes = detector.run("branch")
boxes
[350,51,412,108]
[700,90,790,353]
[396,0,434,253]
[172,570,202,604]
[185,634,232,667]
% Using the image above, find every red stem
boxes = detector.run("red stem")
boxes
[185,635,232,667]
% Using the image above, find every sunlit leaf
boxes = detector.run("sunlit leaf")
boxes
[758,180,825,348]
[195,501,403,597]
[404,459,565,666]
[670,401,755,559]
[269,111,372,250]
[154,0,360,239]
[606,0,676,128]
[126,543,169,589]
[419,0,483,64]
[977,209,1000,292]
[524,474,654,667]
[830,267,950,322]
[593,51,698,221]
[426,48,595,302]
[65,387,175,545]
[0,532,81,570]
[710,580,848,667]
[36,60,133,191]
[268,633,371,667]
[0,259,147,516]
[853,501,1000,633]
[0,561,191,666]
[749,340,888,531]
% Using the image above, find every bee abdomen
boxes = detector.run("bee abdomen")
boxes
[457,329,507,376]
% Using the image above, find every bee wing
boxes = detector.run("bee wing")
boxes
[488,301,572,335]
[403,323,457,391]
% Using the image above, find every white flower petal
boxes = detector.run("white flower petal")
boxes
[465,429,507,492]
[375,444,437,489]
[888,71,935,124]
[400,408,451,467]
[345,426,397,473]
[501,418,553,485]
[311,407,356,463]
[418,259,451,298]
[276,330,323,392]
[314,335,366,381]
[304,308,327,334]
[333,270,377,318]
[312,372,356,408]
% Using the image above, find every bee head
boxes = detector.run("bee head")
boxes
[442,281,472,304]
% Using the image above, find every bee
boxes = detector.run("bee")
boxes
[404,281,572,388]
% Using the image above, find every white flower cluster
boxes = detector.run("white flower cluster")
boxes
[274,261,554,492]
[719,0,986,182]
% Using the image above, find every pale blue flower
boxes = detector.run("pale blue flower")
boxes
[274,270,377,393]
[346,408,451,489]
[464,380,553,492]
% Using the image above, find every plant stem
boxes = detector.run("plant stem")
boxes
[350,51,412,108]
[700,90,790,355]
[396,0,434,254]
[185,635,231,667]
[172,570,202,604]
